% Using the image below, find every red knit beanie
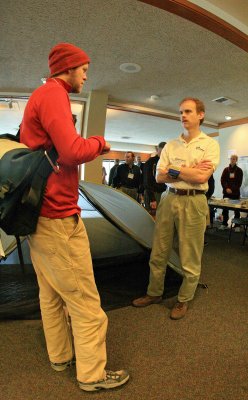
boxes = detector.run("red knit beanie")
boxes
[48,43,90,76]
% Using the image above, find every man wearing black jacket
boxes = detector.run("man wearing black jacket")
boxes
[143,142,166,213]
[113,152,141,200]
[219,155,243,230]
[108,159,119,186]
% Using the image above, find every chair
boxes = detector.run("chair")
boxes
[228,217,248,245]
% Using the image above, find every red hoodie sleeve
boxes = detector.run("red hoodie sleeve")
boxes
[38,85,106,166]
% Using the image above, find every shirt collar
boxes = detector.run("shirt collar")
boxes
[46,77,72,93]
[178,131,206,143]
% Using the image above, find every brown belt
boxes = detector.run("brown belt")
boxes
[169,188,206,196]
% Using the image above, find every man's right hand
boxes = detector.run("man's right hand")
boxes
[101,142,111,155]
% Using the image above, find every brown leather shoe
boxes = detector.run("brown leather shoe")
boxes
[132,295,162,307]
[170,302,188,320]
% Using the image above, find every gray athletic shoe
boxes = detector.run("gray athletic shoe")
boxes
[51,358,75,372]
[78,369,130,391]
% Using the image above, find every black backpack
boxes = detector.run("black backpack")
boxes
[0,134,58,265]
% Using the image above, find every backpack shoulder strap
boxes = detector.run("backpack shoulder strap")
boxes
[23,147,58,208]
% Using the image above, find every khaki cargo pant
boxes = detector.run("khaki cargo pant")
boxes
[28,215,107,383]
[147,191,208,302]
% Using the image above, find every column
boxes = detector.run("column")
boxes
[81,91,108,184]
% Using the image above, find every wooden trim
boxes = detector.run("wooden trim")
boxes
[138,0,248,53]
[108,103,179,122]
[104,151,151,161]
[218,117,248,129]
[107,103,218,129]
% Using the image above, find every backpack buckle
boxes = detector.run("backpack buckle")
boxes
[44,151,60,174]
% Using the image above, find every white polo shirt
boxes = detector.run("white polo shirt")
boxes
[157,131,220,191]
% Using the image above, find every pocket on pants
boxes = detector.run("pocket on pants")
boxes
[190,195,208,218]
[30,217,92,293]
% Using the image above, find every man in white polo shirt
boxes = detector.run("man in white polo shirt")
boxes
[133,98,220,319]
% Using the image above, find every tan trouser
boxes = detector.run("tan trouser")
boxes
[147,191,208,302]
[28,215,107,383]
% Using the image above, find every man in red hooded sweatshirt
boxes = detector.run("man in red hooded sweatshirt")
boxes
[20,43,129,392]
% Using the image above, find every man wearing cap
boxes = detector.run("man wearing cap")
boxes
[20,43,129,391]
[133,98,220,320]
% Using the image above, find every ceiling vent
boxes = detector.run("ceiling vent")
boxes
[212,97,237,106]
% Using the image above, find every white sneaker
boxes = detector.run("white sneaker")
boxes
[78,370,129,391]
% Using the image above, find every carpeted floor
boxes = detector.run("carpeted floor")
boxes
[0,227,247,400]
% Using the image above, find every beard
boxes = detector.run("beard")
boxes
[71,81,83,94]
[71,85,82,94]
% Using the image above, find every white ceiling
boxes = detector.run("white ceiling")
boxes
[1,0,248,152]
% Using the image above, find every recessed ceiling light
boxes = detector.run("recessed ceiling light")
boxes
[225,115,232,120]
[119,63,141,73]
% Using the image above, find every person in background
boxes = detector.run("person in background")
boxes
[206,174,215,227]
[204,174,215,245]
[102,166,107,184]
[133,97,220,320]
[143,142,166,214]
[135,155,145,204]
[135,155,143,168]
[108,159,119,186]
[20,42,129,392]
[113,151,141,200]
[219,155,243,231]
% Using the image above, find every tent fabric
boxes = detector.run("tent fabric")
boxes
[79,181,155,249]
[1,182,182,275]
[79,182,182,274]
